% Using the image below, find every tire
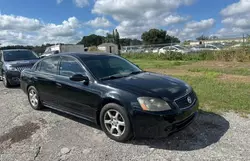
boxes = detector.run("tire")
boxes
[2,72,11,88]
[100,103,133,142]
[28,86,43,110]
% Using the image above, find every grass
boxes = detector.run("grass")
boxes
[129,59,192,69]
[174,75,250,114]
[188,67,250,76]
[126,57,250,114]
[122,47,250,62]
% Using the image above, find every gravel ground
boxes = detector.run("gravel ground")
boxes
[0,83,250,161]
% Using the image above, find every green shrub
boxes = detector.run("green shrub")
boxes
[121,48,250,62]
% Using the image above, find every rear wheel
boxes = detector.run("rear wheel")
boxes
[100,103,133,142]
[2,72,11,88]
[28,86,43,110]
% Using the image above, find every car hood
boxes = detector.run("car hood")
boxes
[103,72,190,101]
[5,59,38,67]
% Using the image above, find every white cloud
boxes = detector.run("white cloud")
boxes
[73,0,89,8]
[0,14,42,31]
[164,15,188,26]
[92,0,195,38]
[167,19,215,40]
[0,15,82,46]
[40,17,80,37]
[184,18,215,33]
[221,0,250,17]
[86,17,112,28]
[219,0,250,37]
[95,29,110,36]
[56,0,89,7]
[57,0,63,4]
[222,17,250,29]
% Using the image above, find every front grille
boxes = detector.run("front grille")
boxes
[16,65,33,72]
[174,91,196,109]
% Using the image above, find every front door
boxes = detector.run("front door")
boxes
[56,56,98,120]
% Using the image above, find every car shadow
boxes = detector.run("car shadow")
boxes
[42,108,229,151]
[128,110,229,151]
[42,108,102,130]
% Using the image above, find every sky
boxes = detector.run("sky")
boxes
[0,0,250,46]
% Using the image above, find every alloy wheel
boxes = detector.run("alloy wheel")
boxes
[29,89,38,107]
[104,109,126,137]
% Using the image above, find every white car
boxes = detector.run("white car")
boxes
[194,44,221,51]
[159,45,190,54]
[152,48,160,53]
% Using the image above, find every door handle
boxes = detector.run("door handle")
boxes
[56,82,62,88]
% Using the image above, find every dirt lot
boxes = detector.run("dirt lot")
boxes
[0,83,250,161]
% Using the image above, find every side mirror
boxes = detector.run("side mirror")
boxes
[70,74,89,84]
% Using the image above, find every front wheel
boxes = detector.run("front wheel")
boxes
[2,72,11,88]
[100,103,133,142]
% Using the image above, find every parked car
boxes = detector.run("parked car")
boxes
[144,48,153,53]
[152,48,160,53]
[40,44,86,58]
[20,53,199,142]
[121,46,144,53]
[0,49,39,88]
[193,44,221,51]
[159,45,190,54]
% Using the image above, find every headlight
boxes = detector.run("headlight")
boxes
[137,97,171,111]
[7,66,18,71]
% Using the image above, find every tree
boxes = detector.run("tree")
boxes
[196,35,209,41]
[247,34,250,43]
[104,33,114,43]
[77,34,104,47]
[183,40,191,45]
[120,38,142,46]
[113,29,121,55]
[141,29,180,45]
[210,35,219,40]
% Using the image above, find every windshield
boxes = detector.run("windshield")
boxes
[81,56,142,80]
[3,50,39,62]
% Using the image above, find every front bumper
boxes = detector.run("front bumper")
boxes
[5,71,21,85]
[131,100,199,138]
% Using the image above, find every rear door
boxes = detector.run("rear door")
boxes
[0,51,3,77]
[34,56,60,107]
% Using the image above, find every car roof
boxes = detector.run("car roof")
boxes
[53,52,117,59]
[2,49,32,52]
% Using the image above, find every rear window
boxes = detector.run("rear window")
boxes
[3,50,39,62]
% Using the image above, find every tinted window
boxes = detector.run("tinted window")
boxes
[3,50,38,62]
[82,56,141,79]
[59,57,85,77]
[40,57,59,74]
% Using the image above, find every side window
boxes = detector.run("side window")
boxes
[45,48,51,53]
[34,62,42,71]
[0,51,2,61]
[39,57,59,74]
[59,57,85,77]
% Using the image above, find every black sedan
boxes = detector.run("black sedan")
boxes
[20,53,198,142]
[0,49,39,87]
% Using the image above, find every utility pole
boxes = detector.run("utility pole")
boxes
[243,34,245,45]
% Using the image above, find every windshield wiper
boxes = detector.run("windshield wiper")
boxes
[127,71,144,76]
[100,74,125,81]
